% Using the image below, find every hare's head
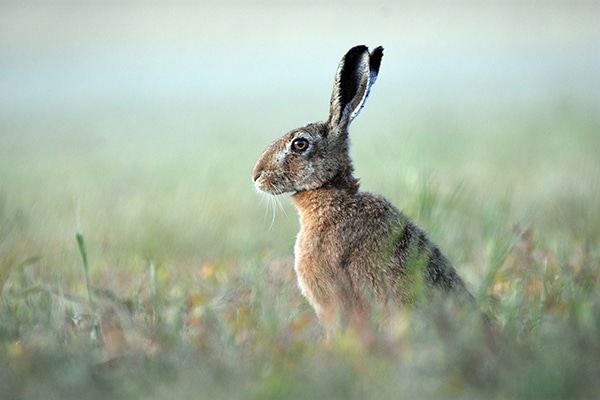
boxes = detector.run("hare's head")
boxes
[252,45,383,195]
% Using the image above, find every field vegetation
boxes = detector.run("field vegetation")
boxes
[1,98,599,400]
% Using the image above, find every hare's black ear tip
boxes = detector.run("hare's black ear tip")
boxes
[372,46,384,58]
[370,46,384,73]
[345,45,369,59]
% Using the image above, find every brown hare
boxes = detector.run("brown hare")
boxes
[252,45,476,336]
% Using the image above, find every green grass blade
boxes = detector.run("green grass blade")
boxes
[76,232,94,306]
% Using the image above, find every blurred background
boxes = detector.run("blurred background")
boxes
[1,0,599,266]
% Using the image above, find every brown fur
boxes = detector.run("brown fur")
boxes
[252,46,473,335]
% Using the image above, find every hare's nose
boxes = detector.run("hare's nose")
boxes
[252,164,263,182]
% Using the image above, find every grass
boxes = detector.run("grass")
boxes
[1,99,599,400]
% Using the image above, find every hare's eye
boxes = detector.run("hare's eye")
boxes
[291,138,309,152]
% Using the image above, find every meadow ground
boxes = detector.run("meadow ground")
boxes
[1,2,600,399]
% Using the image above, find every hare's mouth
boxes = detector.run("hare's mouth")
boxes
[253,173,288,195]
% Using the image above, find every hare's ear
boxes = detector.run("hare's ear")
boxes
[327,45,383,135]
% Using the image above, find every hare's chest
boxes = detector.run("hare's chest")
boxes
[293,227,340,303]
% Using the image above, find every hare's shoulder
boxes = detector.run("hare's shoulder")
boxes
[300,190,403,245]
[354,191,400,218]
